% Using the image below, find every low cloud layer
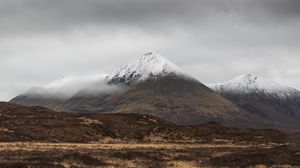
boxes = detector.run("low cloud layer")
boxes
[1,0,300,100]
[23,74,124,99]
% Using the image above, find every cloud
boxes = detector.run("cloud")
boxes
[1,0,300,36]
[24,74,125,99]
[24,74,104,99]
[1,0,300,100]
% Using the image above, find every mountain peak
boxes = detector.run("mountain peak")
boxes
[208,74,300,99]
[106,52,187,85]
[139,52,168,65]
[230,74,261,85]
[143,51,156,57]
[240,73,258,80]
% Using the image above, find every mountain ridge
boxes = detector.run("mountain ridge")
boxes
[208,74,300,100]
[208,74,300,131]
[9,52,270,129]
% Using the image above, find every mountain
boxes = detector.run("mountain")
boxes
[52,52,270,127]
[208,74,300,131]
[10,52,269,128]
[209,74,300,99]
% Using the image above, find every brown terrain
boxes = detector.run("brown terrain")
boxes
[0,102,299,168]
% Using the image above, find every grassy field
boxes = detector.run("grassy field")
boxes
[0,142,299,168]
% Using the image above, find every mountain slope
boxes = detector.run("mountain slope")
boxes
[100,74,268,127]
[54,53,269,127]
[208,74,300,131]
[10,52,269,128]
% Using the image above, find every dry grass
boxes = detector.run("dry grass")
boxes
[0,127,14,133]
[166,161,199,168]
[0,142,298,168]
[80,117,103,125]
[0,142,278,152]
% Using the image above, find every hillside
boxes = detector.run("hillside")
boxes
[0,102,284,143]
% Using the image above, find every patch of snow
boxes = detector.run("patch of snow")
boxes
[106,52,188,84]
[208,74,300,99]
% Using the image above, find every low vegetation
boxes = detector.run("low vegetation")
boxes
[0,102,299,167]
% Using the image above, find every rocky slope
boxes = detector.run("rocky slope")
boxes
[208,74,300,131]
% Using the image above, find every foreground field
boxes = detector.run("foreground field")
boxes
[0,102,299,167]
[0,142,299,168]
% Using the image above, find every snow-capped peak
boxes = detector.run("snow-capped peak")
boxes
[208,74,300,99]
[106,52,187,84]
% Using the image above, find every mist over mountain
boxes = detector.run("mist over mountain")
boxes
[15,74,124,99]
[10,74,125,109]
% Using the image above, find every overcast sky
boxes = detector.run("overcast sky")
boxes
[1,0,300,101]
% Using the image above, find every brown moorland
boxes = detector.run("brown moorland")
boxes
[0,102,299,167]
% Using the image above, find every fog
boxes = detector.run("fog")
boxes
[23,74,124,99]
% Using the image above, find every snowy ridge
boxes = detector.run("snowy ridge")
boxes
[106,52,188,84]
[208,74,300,99]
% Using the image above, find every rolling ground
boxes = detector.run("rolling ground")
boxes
[0,102,299,167]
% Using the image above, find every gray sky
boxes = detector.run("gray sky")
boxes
[1,0,300,101]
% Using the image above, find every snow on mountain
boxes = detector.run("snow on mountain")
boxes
[208,74,300,99]
[106,52,188,84]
